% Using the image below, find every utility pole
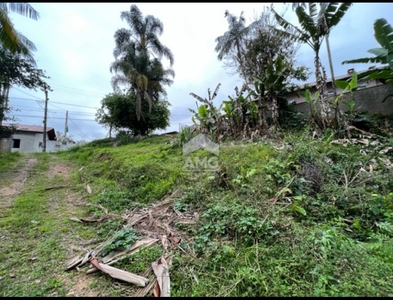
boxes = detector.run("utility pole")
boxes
[64,110,68,141]
[42,88,48,152]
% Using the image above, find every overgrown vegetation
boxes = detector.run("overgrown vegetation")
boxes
[1,122,393,296]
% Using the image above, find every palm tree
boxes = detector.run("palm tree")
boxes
[110,46,174,121]
[214,10,251,83]
[289,3,351,98]
[273,2,351,129]
[0,3,39,59]
[114,4,174,66]
[111,4,175,120]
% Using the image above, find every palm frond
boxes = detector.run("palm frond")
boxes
[367,47,388,57]
[295,5,318,38]
[128,5,144,35]
[7,3,39,20]
[189,93,205,103]
[374,18,393,53]
[325,2,352,28]
[16,32,36,52]
[342,57,386,65]
[212,83,221,99]
[145,14,163,37]
[0,8,20,53]
[366,69,393,80]
[308,3,319,24]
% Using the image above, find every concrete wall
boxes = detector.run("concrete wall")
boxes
[291,84,393,117]
[10,132,41,153]
[1,138,11,152]
[10,132,76,153]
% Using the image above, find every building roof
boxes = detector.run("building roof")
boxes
[2,123,57,140]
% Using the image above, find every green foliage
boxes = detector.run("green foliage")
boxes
[110,4,174,120]
[252,54,309,124]
[177,125,197,147]
[0,151,21,173]
[113,244,162,274]
[194,196,271,251]
[101,227,140,257]
[115,130,134,146]
[96,92,170,136]
[232,167,257,188]
[92,188,138,214]
[342,18,393,102]
[0,48,51,91]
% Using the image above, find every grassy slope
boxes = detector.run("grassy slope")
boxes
[57,131,393,296]
[1,129,393,296]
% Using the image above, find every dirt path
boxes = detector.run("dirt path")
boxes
[44,158,99,297]
[0,153,100,296]
[0,155,37,209]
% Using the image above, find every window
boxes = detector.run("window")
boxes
[12,139,21,148]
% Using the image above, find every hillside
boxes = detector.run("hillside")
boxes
[1,129,393,296]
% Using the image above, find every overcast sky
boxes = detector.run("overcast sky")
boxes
[5,2,393,142]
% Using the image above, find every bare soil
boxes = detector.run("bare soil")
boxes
[0,156,37,209]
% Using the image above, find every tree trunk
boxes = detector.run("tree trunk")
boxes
[314,53,331,129]
[271,96,279,126]
[257,96,268,132]
[325,34,337,98]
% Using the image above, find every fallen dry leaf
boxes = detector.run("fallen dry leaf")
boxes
[153,281,160,297]
[86,184,92,194]
[161,235,169,251]
[152,256,170,297]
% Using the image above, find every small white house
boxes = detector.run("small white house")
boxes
[1,123,75,153]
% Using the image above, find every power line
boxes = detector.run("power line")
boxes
[9,114,97,121]
[12,87,44,100]
[50,84,108,96]
[69,117,90,140]
[47,102,96,116]
[9,105,97,116]
[9,97,99,109]
[12,85,107,99]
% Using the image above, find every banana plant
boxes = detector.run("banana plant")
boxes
[222,89,256,137]
[189,84,222,136]
[272,2,352,129]
[342,18,393,102]
[253,54,295,126]
[332,70,358,126]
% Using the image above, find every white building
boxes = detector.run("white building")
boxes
[1,123,75,153]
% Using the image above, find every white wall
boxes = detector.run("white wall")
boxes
[10,132,76,153]
[11,132,41,153]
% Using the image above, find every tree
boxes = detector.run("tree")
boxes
[0,3,39,60]
[252,54,309,127]
[272,2,352,130]
[289,2,349,98]
[242,5,303,84]
[0,48,50,135]
[110,47,174,120]
[342,18,393,102]
[214,10,252,84]
[96,92,170,136]
[110,4,175,120]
